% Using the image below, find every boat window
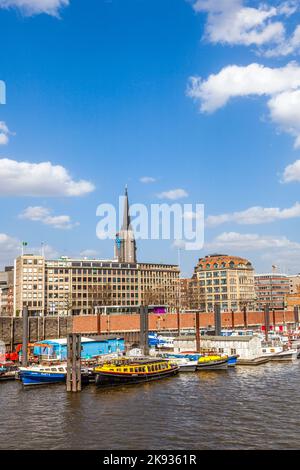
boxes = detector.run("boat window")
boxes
[45,368,50,371]
[58,368,64,372]
[141,367,146,372]
[130,368,134,373]
[51,368,57,372]
[123,368,128,372]
[135,368,139,373]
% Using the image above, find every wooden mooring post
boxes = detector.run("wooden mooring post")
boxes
[195,311,201,353]
[139,305,149,356]
[67,333,82,392]
[22,306,29,367]
[264,304,270,342]
[214,304,221,336]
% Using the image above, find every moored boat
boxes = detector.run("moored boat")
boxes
[196,355,228,371]
[19,364,67,386]
[0,363,18,381]
[169,357,198,372]
[18,364,92,386]
[94,358,179,386]
[270,349,298,362]
[227,355,238,367]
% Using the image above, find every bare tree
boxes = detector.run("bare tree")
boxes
[88,283,113,314]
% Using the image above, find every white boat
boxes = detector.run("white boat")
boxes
[270,349,299,362]
[261,346,299,361]
[168,357,198,372]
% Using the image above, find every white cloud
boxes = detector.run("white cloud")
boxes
[205,230,300,272]
[157,188,189,200]
[19,206,79,230]
[187,61,300,148]
[140,176,157,184]
[0,233,58,268]
[0,121,12,145]
[188,62,300,112]
[265,25,300,57]
[190,0,300,56]
[0,0,69,16]
[268,89,300,148]
[0,133,8,145]
[0,233,20,266]
[282,159,300,182]
[80,249,99,258]
[206,231,300,251]
[206,202,300,226]
[0,158,95,197]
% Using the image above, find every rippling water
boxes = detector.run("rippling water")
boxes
[0,363,300,450]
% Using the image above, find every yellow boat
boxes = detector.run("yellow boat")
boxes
[94,358,179,386]
[197,355,229,371]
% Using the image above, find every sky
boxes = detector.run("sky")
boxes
[1,0,300,276]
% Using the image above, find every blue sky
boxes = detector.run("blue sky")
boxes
[1,0,300,276]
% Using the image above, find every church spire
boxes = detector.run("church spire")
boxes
[116,186,137,264]
[122,185,131,231]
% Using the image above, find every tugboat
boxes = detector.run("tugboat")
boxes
[94,358,179,386]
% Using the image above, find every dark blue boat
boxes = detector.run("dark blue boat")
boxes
[19,365,67,386]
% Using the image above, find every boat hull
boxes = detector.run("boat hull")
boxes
[196,359,228,371]
[0,372,16,381]
[95,366,179,386]
[227,355,238,367]
[178,363,197,372]
[270,351,298,362]
[20,371,66,386]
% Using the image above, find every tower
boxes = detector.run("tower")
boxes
[115,186,137,264]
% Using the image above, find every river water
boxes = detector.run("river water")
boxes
[0,362,299,450]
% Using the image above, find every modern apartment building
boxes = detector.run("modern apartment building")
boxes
[14,255,179,316]
[288,274,300,295]
[193,254,256,312]
[0,267,14,316]
[254,273,290,310]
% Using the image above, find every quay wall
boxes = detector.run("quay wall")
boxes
[72,310,297,334]
[0,310,297,351]
[0,316,73,351]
